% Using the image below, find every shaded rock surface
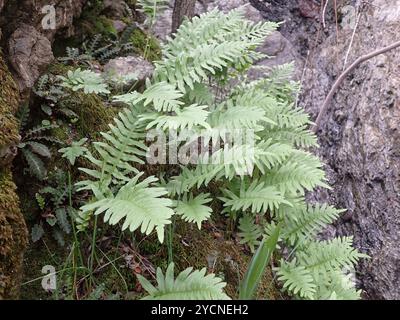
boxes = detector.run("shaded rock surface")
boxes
[0,0,87,91]
[254,0,400,299]
[8,24,54,91]
[103,55,155,85]
[305,0,400,300]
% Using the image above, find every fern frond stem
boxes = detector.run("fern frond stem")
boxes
[68,170,85,298]
[167,218,175,265]
[313,39,400,132]
[55,243,74,300]
[97,246,129,294]
[89,215,99,289]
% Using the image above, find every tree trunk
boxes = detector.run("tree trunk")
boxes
[171,0,197,34]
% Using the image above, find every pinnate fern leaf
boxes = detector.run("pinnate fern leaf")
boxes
[175,193,212,229]
[137,263,230,300]
[238,215,262,252]
[80,174,174,243]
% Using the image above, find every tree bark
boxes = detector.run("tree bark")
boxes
[171,0,197,34]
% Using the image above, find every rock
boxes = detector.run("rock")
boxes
[8,24,54,91]
[203,0,264,23]
[298,0,320,19]
[112,20,127,33]
[103,0,128,19]
[0,0,87,90]
[278,0,400,299]
[0,54,28,300]
[103,55,155,85]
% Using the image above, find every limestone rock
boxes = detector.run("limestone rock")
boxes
[1,0,87,90]
[112,20,128,33]
[103,0,128,19]
[272,0,400,299]
[8,24,54,91]
[103,55,154,85]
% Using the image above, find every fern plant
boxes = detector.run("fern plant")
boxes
[137,263,230,300]
[32,169,75,246]
[33,73,79,120]
[75,8,365,300]
[17,105,62,180]
[58,68,110,95]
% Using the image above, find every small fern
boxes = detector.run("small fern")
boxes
[238,215,262,253]
[80,174,174,243]
[137,263,230,300]
[174,193,213,229]
[18,113,61,180]
[59,68,110,94]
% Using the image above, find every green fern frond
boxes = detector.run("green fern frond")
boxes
[316,271,361,300]
[253,140,294,173]
[296,237,367,274]
[187,83,214,105]
[26,142,52,158]
[137,263,230,300]
[137,82,184,112]
[238,214,262,252]
[80,174,174,243]
[276,260,317,299]
[266,126,318,148]
[156,41,251,92]
[59,138,88,166]
[17,103,30,131]
[175,193,212,229]
[282,204,345,245]
[55,208,71,234]
[59,68,110,94]
[208,104,274,131]
[262,150,328,194]
[22,149,47,180]
[145,104,210,131]
[77,108,146,190]
[220,180,291,214]
[168,164,225,196]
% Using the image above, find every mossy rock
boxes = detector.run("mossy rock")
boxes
[0,52,20,152]
[0,53,28,299]
[0,169,29,300]
[47,63,118,139]
[63,92,117,138]
[82,15,118,39]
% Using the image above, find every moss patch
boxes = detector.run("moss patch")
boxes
[0,52,20,150]
[47,63,118,139]
[0,54,28,300]
[139,221,282,300]
[62,92,117,139]
[130,28,162,62]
